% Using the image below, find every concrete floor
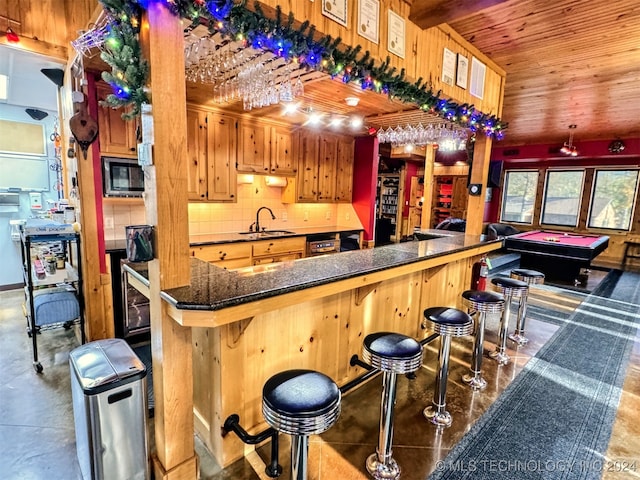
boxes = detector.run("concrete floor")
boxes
[1,279,638,480]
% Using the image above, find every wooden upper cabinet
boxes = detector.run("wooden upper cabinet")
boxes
[296,131,320,201]
[270,126,296,175]
[287,130,354,203]
[237,121,296,176]
[96,82,138,157]
[186,106,237,202]
[237,120,270,173]
[207,112,237,202]
[186,108,208,200]
[334,137,355,202]
[317,135,339,202]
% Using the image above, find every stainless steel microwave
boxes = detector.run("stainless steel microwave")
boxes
[102,157,145,197]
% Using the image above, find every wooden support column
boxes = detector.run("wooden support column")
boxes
[141,4,196,480]
[466,135,493,235]
[420,144,436,230]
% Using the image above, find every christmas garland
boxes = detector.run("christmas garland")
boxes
[97,0,507,138]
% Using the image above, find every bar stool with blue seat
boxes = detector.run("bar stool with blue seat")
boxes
[362,332,423,480]
[490,277,529,365]
[422,307,474,427]
[460,290,505,390]
[509,269,545,345]
[262,369,341,480]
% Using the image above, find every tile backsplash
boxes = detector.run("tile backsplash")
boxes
[102,202,147,241]
[102,176,362,240]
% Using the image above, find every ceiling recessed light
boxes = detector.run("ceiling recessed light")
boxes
[329,117,344,127]
[345,96,359,107]
[349,117,363,128]
[307,111,323,125]
[282,102,298,115]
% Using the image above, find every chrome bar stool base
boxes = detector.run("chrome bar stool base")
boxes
[508,332,529,345]
[461,290,505,390]
[490,277,529,366]
[488,349,511,365]
[422,307,473,428]
[462,373,487,390]
[423,405,453,427]
[362,332,423,480]
[366,453,401,480]
[509,269,545,346]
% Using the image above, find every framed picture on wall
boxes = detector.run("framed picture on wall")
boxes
[456,54,469,89]
[470,57,486,99]
[442,48,456,86]
[387,10,405,58]
[358,0,379,44]
[322,0,348,27]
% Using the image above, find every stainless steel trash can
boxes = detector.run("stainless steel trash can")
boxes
[70,338,149,480]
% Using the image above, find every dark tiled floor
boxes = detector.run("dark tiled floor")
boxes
[1,279,638,480]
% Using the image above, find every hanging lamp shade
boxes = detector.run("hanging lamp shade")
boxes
[25,108,48,121]
[41,68,64,88]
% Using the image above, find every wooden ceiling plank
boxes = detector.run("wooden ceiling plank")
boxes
[409,0,511,30]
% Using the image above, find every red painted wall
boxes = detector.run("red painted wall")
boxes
[353,136,379,242]
[86,74,107,274]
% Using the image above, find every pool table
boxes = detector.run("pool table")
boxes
[504,230,609,284]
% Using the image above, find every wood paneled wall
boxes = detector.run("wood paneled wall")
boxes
[258,0,505,115]
[0,0,97,50]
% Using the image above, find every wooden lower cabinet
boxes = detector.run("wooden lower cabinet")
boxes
[251,237,305,262]
[190,237,306,269]
[189,243,251,269]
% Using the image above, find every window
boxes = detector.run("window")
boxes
[500,170,538,223]
[588,169,639,230]
[541,170,584,227]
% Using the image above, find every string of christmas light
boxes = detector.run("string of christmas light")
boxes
[96,0,507,138]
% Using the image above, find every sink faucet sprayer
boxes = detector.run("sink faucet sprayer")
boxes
[254,206,276,232]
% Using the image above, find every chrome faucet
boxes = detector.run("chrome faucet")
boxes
[254,206,275,233]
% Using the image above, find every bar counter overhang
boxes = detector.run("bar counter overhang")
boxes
[125,234,502,466]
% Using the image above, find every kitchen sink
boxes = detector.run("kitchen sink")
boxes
[262,230,294,235]
[238,230,295,237]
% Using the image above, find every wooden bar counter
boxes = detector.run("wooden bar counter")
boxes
[126,234,502,467]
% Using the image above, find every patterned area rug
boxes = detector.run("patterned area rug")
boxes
[429,270,640,480]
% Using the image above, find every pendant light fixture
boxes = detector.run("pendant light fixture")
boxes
[560,124,579,156]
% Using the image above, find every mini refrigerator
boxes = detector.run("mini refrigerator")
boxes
[70,338,149,480]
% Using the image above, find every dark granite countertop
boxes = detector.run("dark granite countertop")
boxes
[106,225,363,253]
[189,225,363,245]
[105,239,127,252]
[147,234,501,311]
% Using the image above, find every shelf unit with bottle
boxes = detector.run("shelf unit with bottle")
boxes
[20,228,85,373]
[376,170,405,244]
